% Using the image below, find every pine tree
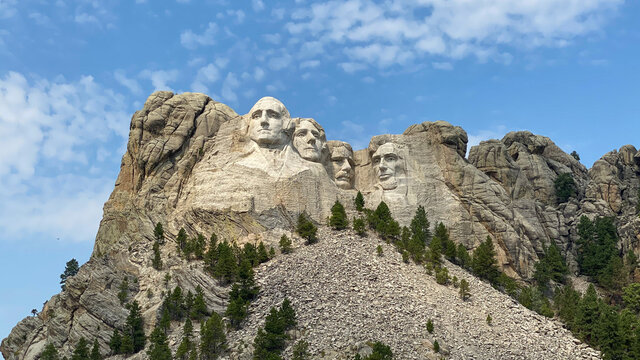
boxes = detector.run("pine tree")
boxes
[177,228,188,254]
[433,340,440,353]
[118,277,129,304]
[243,243,259,267]
[90,339,101,360]
[534,242,568,289]
[191,285,209,320]
[355,191,365,212]
[40,343,60,360]
[147,326,172,360]
[554,173,576,203]
[574,284,602,342]
[329,200,349,230]
[188,233,205,260]
[410,206,430,247]
[376,245,383,257]
[175,319,193,360]
[257,242,270,263]
[426,319,434,333]
[204,233,219,273]
[370,202,400,240]
[456,243,471,268]
[108,329,122,355]
[428,235,442,264]
[124,301,146,353]
[472,236,500,284]
[576,216,619,280]
[71,338,90,360]
[120,335,134,354]
[353,217,366,237]
[292,340,310,360]
[279,234,292,254]
[60,258,80,290]
[459,279,471,301]
[214,241,237,284]
[154,222,164,243]
[553,282,581,330]
[296,212,318,245]
[152,240,163,270]
[200,312,227,360]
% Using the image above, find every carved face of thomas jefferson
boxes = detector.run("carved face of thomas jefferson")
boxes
[327,141,355,189]
[372,143,403,190]
[293,118,326,162]
[248,97,291,148]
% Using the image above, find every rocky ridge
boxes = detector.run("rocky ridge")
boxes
[2,91,638,359]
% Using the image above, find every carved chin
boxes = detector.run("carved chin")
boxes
[379,178,398,190]
[335,179,353,189]
[300,150,320,162]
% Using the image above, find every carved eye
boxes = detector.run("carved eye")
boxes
[372,157,380,165]
[386,155,397,162]
[311,131,319,138]
[266,110,280,119]
[251,110,261,119]
[295,130,307,137]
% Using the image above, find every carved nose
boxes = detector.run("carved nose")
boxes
[307,136,316,144]
[340,160,351,170]
[260,116,269,127]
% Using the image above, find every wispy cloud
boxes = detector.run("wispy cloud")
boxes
[180,22,218,50]
[286,0,623,70]
[0,71,129,243]
[139,69,179,92]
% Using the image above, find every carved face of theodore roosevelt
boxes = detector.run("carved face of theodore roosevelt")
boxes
[248,97,292,148]
[327,141,355,189]
[293,118,326,162]
[372,143,403,190]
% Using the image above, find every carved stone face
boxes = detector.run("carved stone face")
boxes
[248,97,290,147]
[293,120,324,162]
[330,146,355,189]
[372,143,402,190]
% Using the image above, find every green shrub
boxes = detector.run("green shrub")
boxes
[554,173,576,203]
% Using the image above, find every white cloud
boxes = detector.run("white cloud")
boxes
[221,72,240,103]
[466,126,509,156]
[339,62,366,73]
[180,22,217,50]
[227,9,245,24]
[0,0,17,18]
[268,53,292,71]
[139,69,179,92]
[252,0,265,12]
[286,0,623,68]
[300,60,320,69]
[254,67,265,81]
[74,13,99,25]
[191,63,220,93]
[0,71,129,243]
[114,70,142,94]
[263,33,282,44]
[432,62,453,70]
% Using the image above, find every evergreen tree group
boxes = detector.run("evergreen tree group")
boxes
[252,299,297,359]
[554,173,576,203]
[353,341,393,360]
[109,300,145,355]
[366,202,400,240]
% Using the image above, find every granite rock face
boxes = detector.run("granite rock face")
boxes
[3,92,637,359]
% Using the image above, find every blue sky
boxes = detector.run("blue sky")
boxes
[1,0,639,349]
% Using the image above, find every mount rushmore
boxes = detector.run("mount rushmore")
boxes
[3,91,638,359]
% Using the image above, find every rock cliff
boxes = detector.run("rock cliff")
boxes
[3,91,638,359]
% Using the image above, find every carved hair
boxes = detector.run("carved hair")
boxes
[244,96,294,138]
[293,117,327,143]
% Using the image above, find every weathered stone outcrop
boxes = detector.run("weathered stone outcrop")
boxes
[3,91,637,359]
